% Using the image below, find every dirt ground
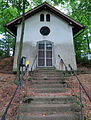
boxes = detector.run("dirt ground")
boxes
[0,73,17,119]
[0,57,13,73]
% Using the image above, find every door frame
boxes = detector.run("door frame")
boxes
[36,40,54,67]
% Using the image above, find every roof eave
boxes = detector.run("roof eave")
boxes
[5,2,85,36]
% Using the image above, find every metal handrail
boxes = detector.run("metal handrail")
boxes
[58,54,68,71]
[1,63,26,119]
[59,57,91,119]
[31,55,37,71]
[68,64,91,102]
[1,57,30,120]
[1,85,19,120]
[58,56,91,102]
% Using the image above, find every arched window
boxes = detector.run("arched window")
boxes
[40,14,44,21]
[46,14,50,22]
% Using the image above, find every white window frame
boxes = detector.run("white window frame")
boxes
[37,40,54,67]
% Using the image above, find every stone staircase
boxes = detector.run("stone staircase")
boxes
[18,68,81,120]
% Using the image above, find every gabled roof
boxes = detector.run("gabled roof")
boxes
[5,2,84,36]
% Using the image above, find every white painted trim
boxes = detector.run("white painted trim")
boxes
[37,40,54,67]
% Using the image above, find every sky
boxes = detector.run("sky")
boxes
[0,34,4,39]
[27,0,68,14]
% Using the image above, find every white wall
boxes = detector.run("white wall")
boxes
[13,10,77,71]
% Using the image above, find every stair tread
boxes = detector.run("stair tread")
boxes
[23,95,74,98]
[22,95,76,103]
[19,103,80,113]
[20,103,74,107]
[32,84,68,88]
[32,83,67,87]
[32,80,65,82]
[20,112,79,116]
[32,88,68,90]
[19,113,80,120]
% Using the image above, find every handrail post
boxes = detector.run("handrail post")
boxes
[31,67,32,72]
[31,55,37,72]
[58,55,68,71]
[1,115,6,120]
[79,85,84,120]
[25,64,29,96]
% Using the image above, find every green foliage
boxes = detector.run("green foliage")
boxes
[28,77,32,81]
[0,7,19,32]
[50,0,91,60]
[0,0,30,57]
[33,0,43,6]
[0,33,15,56]
[0,0,19,57]
[67,0,91,60]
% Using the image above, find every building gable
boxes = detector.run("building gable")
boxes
[16,10,73,44]
[5,2,84,36]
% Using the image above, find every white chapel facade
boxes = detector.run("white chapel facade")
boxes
[5,2,84,71]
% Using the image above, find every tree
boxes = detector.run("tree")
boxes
[69,0,91,60]
[0,33,15,57]
[0,0,20,57]
[0,0,30,57]
[17,0,26,81]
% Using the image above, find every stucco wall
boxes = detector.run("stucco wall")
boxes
[13,10,77,71]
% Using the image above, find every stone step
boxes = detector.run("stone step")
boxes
[32,78,63,81]
[31,72,63,76]
[31,73,63,77]
[33,68,56,71]
[32,74,62,79]
[31,73,63,76]
[19,113,80,120]
[23,96,76,104]
[31,88,68,93]
[32,70,63,73]
[31,83,68,88]
[33,70,61,73]
[33,70,61,72]
[32,77,64,80]
[32,74,62,78]
[19,103,80,113]
[18,69,81,120]
[31,80,66,84]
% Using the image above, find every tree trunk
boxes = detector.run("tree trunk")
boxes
[17,0,26,81]
[86,33,90,53]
